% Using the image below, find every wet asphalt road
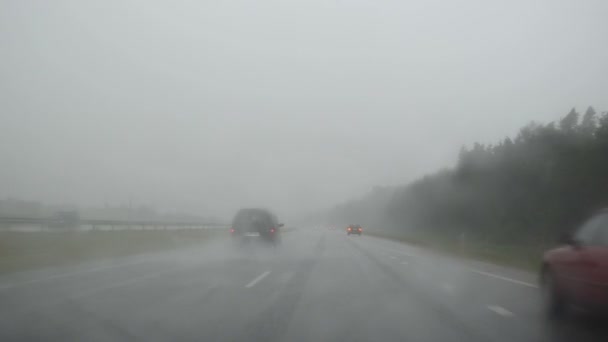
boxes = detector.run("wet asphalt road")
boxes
[1,229,607,341]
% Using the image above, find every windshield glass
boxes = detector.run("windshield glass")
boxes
[1,1,607,341]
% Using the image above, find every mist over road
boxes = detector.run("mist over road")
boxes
[1,230,605,341]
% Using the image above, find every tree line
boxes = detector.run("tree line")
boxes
[324,106,608,247]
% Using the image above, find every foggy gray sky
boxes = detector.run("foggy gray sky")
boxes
[1,0,607,220]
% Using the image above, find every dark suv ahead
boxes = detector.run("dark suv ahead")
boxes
[230,208,283,245]
[541,209,608,318]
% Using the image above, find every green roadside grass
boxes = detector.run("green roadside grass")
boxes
[0,229,225,275]
[366,230,548,272]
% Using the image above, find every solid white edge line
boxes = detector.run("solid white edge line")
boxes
[0,259,149,291]
[364,235,537,289]
[383,248,414,258]
[71,270,167,299]
[471,269,538,288]
[245,271,271,288]
[487,305,514,317]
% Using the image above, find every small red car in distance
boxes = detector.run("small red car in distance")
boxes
[541,208,608,319]
[347,224,362,236]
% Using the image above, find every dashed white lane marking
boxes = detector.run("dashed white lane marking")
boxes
[400,261,409,265]
[390,256,398,260]
[487,305,514,317]
[246,271,271,288]
[471,269,538,289]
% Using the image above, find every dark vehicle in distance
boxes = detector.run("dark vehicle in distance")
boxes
[541,209,608,319]
[347,224,362,236]
[230,208,283,245]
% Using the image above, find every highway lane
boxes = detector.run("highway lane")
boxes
[1,229,607,341]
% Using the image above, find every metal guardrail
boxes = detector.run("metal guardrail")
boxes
[0,216,226,230]
[0,217,48,224]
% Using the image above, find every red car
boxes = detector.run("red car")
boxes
[347,224,362,236]
[541,209,608,318]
